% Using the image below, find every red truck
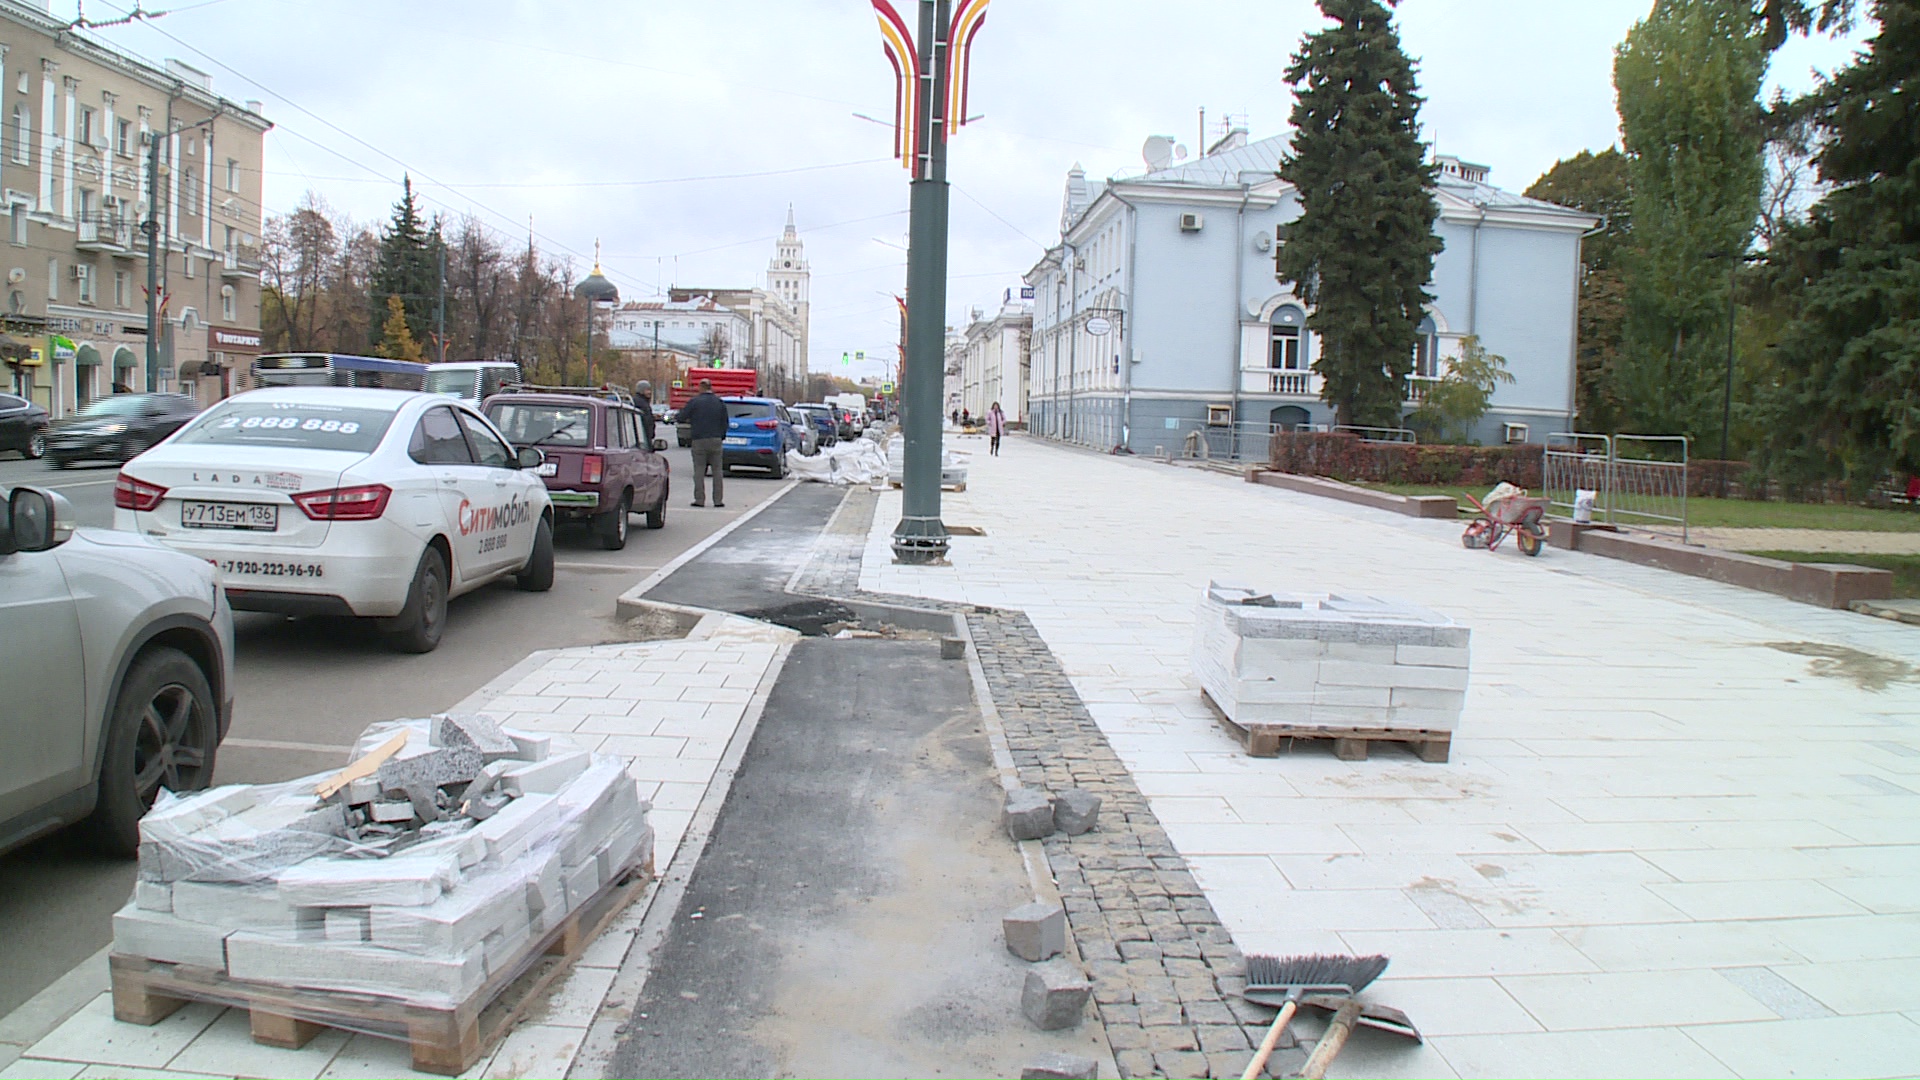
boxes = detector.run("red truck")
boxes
[671,368,758,445]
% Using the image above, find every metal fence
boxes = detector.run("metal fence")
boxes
[1542,432,1690,541]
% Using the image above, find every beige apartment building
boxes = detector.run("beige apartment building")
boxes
[0,0,270,417]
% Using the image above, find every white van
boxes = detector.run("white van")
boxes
[428,361,520,404]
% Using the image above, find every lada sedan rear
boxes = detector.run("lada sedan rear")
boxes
[113,388,555,652]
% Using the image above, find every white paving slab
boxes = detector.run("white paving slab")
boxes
[859,435,1920,1078]
[19,617,795,1080]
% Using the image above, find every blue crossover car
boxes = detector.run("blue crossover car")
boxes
[721,398,803,478]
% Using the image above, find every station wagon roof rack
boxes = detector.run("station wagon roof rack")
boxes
[497,383,634,405]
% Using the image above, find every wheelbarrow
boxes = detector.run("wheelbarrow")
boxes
[1460,488,1549,556]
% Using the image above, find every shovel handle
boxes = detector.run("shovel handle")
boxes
[1241,999,1298,1080]
[1300,998,1364,1080]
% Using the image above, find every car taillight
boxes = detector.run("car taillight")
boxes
[583,455,604,484]
[114,473,167,511]
[293,483,391,521]
[754,419,778,430]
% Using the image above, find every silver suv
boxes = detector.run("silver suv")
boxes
[0,485,234,857]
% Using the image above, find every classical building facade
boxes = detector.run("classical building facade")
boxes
[953,291,1030,424]
[1023,134,1597,453]
[608,296,751,368]
[0,1,270,416]
[766,205,808,375]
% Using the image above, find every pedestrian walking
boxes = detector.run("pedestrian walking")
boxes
[633,380,657,447]
[950,408,960,427]
[680,378,729,507]
[986,401,1006,456]
[961,407,972,427]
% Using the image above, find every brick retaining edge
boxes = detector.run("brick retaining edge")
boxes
[1246,468,1459,519]
[1547,521,1893,609]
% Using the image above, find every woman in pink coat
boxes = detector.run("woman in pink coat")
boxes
[986,401,1006,456]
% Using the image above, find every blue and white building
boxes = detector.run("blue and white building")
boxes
[1021,131,1600,452]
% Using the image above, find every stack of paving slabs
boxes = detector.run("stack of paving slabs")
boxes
[111,713,652,1008]
[1192,583,1470,732]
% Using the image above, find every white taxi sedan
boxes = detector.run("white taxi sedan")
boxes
[113,387,554,653]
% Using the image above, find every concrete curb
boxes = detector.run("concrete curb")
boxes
[615,479,801,619]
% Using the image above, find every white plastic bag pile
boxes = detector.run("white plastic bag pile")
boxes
[882,437,969,490]
[789,431,891,485]
[113,715,650,1007]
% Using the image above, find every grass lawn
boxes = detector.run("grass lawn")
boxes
[1748,551,1920,599]
[1349,480,1920,532]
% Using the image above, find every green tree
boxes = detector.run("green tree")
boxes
[1275,0,1442,429]
[369,176,442,353]
[1526,149,1633,433]
[1756,0,1920,495]
[375,294,423,363]
[1409,335,1514,444]
[1613,0,1767,441]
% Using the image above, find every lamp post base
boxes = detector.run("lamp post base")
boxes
[891,515,950,565]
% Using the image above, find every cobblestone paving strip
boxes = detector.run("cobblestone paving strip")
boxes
[796,487,1301,1079]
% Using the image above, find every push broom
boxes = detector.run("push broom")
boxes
[1237,953,1390,1080]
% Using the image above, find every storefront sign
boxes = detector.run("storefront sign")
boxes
[208,326,264,353]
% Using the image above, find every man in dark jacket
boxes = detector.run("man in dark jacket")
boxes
[679,379,730,507]
[633,380,658,447]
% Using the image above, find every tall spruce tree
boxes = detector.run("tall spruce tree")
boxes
[1757,0,1920,494]
[369,177,441,353]
[1275,0,1442,429]
[1613,0,1766,442]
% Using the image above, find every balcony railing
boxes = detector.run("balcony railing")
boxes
[1240,367,1317,396]
[221,244,261,277]
[76,216,137,254]
[1405,375,1440,404]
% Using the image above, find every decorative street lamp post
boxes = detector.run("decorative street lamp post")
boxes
[575,241,619,387]
[871,0,990,564]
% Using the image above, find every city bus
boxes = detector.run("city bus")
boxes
[427,360,520,404]
[250,353,429,390]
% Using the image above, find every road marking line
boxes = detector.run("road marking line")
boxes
[40,479,116,490]
[221,737,353,754]
[556,561,661,572]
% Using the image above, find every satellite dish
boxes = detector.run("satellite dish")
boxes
[1141,135,1175,172]
[1174,144,1189,161]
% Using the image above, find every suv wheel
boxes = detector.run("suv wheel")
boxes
[597,491,631,551]
[24,430,45,459]
[83,646,217,856]
[383,546,449,653]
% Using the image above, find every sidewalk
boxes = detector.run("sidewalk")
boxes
[861,433,1920,1079]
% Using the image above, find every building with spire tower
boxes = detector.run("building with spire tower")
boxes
[767,206,810,376]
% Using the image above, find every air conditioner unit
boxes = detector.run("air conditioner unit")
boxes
[1179,212,1203,232]
[69,264,88,280]
[1504,422,1530,444]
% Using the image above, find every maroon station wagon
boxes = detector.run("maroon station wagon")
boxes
[482,390,669,550]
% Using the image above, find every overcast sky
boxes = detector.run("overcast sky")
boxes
[72,0,1865,382]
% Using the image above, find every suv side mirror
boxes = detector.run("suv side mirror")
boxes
[0,486,74,555]
[516,446,545,470]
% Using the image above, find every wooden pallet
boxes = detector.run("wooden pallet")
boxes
[1203,689,1452,762]
[110,851,654,1076]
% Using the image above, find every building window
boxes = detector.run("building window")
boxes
[220,284,235,322]
[9,203,24,246]
[185,253,195,279]
[1412,316,1439,378]
[116,119,130,155]
[226,158,238,192]
[114,269,128,308]
[78,107,95,148]
[47,258,57,302]
[9,104,27,164]
[183,168,198,211]
[76,187,94,223]
[1270,305,1307,370]
[75,263,94,304]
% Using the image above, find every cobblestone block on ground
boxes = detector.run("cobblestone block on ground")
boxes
[1022,959,1092,1030]
[1004,900,1067,961]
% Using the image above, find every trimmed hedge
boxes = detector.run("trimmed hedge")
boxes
[1267,432,1542,489]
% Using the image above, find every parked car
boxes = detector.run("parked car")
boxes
[0,392,49,459]
[0,484,235,857]
[46,393,200,467]
[791,404,839,450]
[484,389,670,551]
[114,387,554,653]
[721,397,803,477]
